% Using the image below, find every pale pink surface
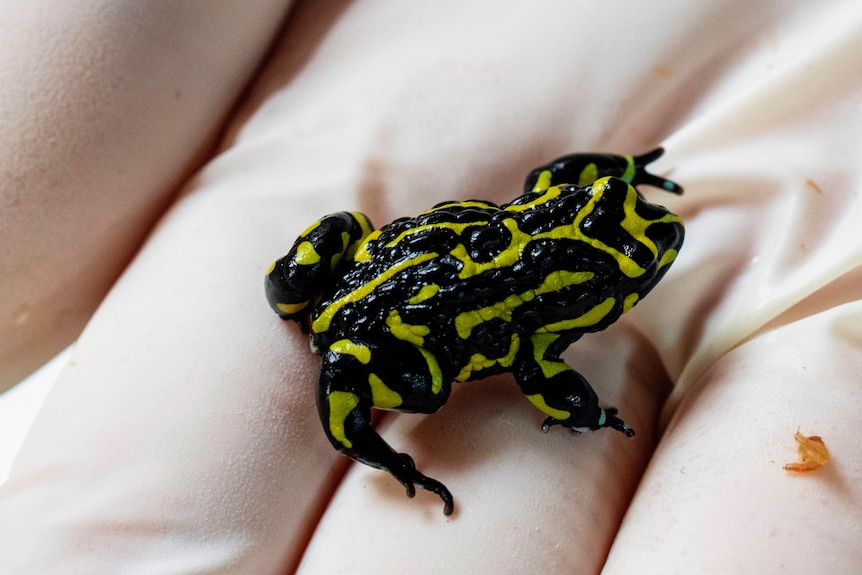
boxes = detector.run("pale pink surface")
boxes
[1,1,861,573]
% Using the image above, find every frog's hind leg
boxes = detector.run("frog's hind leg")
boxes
[513,333,635,437]
[265,211,374,331]
[316,341,455,515]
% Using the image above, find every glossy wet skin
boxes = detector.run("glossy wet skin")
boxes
[266,149,684,515]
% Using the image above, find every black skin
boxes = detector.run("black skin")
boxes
[266,148,684,515]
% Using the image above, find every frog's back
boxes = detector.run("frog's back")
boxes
[307,181,665,357]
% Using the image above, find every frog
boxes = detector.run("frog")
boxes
[265,147,684,516]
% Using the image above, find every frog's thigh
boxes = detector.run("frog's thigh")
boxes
[316,344,375,451]
[367,340,451,414]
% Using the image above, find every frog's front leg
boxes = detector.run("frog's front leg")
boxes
[316,340,455,515]
[523,147,683,195]
[514,333,635,437]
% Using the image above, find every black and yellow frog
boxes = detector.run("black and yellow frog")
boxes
[265,148,684,515]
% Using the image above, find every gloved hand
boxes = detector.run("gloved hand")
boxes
[1,1,860,573]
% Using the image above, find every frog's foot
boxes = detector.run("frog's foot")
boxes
[630,148,684,195]
[541,408,635,438]
[322,410,455,515]
[390,452,454,516]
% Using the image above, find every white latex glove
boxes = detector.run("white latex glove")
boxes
[1,1,860,573]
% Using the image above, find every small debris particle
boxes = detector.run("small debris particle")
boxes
[805,178,823,194]
[783,428,829,473]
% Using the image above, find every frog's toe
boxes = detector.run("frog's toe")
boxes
[541,417,564,433]
[393,452,454,516]
[633,147,684,195]
[413,474,454,516]
[601,408,636,438]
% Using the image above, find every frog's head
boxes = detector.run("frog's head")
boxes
[631,185,685,283]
